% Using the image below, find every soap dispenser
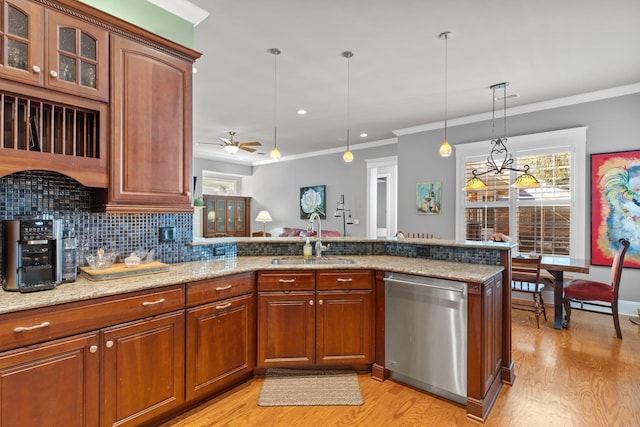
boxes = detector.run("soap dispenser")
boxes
[303,237,312,257]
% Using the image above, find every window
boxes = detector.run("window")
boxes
[455,127,587,258]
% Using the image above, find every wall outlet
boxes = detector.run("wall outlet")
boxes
[159,226,176,242]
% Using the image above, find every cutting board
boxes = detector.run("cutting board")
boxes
[80,261,170,281]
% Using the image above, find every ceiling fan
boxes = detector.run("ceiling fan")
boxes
[218,131,261,154]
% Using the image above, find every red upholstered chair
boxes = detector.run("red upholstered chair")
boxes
[563,238,630,339]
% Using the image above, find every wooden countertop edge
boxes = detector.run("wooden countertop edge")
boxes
[0,256,503,315]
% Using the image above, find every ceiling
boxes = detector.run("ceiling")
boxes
[187,0,640,165]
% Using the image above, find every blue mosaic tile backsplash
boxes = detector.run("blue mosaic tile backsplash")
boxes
[0,171,229,269]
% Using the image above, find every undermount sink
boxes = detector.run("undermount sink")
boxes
[270,256,356,265]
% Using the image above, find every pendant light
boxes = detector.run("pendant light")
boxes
[438,32,453,157]
[342,51,354,163]
[463,82,541,191]
[268,48,281,160]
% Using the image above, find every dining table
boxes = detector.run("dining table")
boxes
[539,256,591,329]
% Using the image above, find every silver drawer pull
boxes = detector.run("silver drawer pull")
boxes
[14,321,51,332]
[142,298,166,306]
[215,302,232,310]
[215,285,232,291]
[278,278,296,283]
[336,278,353,282]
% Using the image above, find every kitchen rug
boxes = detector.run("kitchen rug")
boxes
[257,368,363,406]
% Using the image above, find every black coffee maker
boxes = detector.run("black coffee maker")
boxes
[2,219,63,292]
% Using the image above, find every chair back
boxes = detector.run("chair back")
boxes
[511,256,542,286]
[611,238,630,297]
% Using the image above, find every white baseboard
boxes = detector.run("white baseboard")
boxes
[515,289,640,317]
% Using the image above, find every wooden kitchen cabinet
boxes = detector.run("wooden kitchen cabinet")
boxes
[0,332,100,427]
[186,273,256,401]
[0,0,108,101]
[0,284,185,427]
[466,271,504,422]
[0,0,43,86]
[101,311,185,427]
[203,195,251,237]
[45,7,109,101]
[316,270,374,365]
[257,270,374,368]
[481,273,503,394]
[107,34,194,212]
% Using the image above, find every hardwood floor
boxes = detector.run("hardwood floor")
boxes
[160,310,640,426]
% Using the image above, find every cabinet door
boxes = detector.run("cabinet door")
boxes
[257,291,315,367]
[481,279,501,395]
[0,0,44,85]
[0,333,99,427]
[101,311,185,427]
[109,35,193,212]
[46,9,109,101]
[186,293,256,401]
[316,290,373,365]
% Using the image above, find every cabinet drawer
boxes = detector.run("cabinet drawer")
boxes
[258,271,315,291]
[0,285,184,352]
[187,272,255,307]
[317,270,373,290]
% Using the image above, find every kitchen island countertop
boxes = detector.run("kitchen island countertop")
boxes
[0,255,503,315]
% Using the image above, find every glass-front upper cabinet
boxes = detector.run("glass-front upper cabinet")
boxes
[46,9,108,101]
[0,0,44,85]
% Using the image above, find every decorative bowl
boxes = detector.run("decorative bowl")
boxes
[85,252,118,270]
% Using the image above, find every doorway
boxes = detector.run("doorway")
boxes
[366,156,397,238]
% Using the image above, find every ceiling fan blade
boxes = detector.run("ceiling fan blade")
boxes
[240,146,257,152]
[219,137,231,144]
[239,141,261,147]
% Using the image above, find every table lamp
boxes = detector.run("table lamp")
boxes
[255,211,272,236]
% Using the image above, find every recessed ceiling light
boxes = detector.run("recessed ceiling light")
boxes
[297,109,307,115]
[360,133,367,137]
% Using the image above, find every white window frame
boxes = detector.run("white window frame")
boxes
[455,127,587,258]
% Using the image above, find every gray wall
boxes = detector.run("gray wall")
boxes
[248,145,397,237]
[195,92,640,303]
[398,92,640,301]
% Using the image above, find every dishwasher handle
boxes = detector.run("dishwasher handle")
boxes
[384,277,466,296]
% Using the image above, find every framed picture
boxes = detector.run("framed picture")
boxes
[300,185,326,219]
[416,181,441,215]
[591,150,640,268]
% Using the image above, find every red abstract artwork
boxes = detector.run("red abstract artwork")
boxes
[591,150,640,268]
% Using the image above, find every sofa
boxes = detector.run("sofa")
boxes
[279,227,341,238]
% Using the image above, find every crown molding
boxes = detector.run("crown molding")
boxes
[146,0,209,26]
[393,83,640,136]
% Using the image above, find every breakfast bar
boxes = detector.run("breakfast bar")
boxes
[0,237,512,424]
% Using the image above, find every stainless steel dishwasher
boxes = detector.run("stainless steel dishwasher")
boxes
[384,271,467,404]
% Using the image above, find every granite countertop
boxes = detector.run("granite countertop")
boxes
[0,255,503,315]
[191,236,517,250]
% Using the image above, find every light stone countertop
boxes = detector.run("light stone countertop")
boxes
[0,255,503,315]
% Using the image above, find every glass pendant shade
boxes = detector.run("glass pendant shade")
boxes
[511,171,541,188]
[270,146,280,160]
[463,176,488,191]
[439,138,452,157]
[343,149,354,163]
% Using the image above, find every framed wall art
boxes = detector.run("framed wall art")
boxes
[300,185,326,219]
[416,181,441,215]
[591,150,640,268]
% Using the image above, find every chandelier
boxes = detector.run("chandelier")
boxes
[463,82,540,191]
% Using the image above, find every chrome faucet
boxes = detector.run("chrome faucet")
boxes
[307,212,328,258]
